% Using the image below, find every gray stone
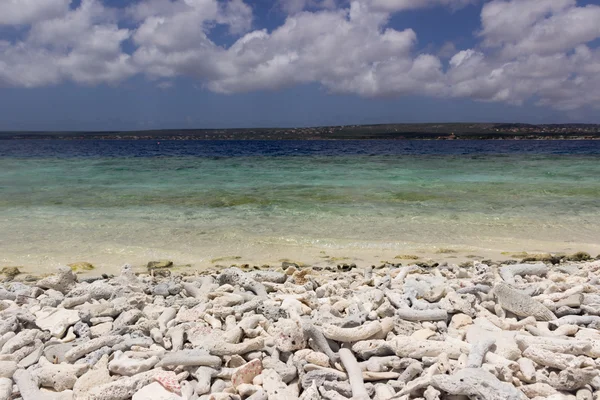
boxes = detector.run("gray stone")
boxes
[36,266,77,294]
[432,368,527,400]
[494,283,556,321]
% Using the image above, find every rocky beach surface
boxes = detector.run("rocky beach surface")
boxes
[1,256,600,400]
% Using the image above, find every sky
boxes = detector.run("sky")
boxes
[1,0,600,130]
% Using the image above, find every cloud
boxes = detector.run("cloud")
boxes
[480,0,600,58]
[479,0,575,47]
[157,81,173,89]
[0,0,134,87]
[368,0,476,13]
[1,0,600,113]
[501,5,600,58]
[455,0,600,108]
[277,0,474,14]
[129,0,443,97]
[0,0,70,25]
[203,4,423,94]
[129,0,252,42]
[437,41,457,59]
[278,0,337,15]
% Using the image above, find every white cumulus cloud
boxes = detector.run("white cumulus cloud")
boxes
[0,0,134,87]
[453,0,600,108]
[0,0,70,25]
[0,0,600,113]
[368,0,476,13]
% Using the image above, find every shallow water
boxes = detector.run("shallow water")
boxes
[1,139,599,272]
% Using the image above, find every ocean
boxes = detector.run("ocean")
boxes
[1,139,599,272]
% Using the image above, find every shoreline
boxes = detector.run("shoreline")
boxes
[3,136,600,141]
[3,249,599,280]
[2,122,600,141]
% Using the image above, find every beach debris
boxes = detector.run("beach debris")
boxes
[0,258,599,399]
[1,266,22,281]
[148,260,174,273]
[68,262,96,272]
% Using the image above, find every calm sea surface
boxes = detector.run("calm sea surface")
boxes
[1,140,599,272]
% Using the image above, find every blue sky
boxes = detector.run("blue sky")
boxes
[1,0,599,130]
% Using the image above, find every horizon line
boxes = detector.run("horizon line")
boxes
[3,121,600,133]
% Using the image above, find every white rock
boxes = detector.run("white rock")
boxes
[0,361,17,379]
[0,377,12,400]
[73,354,112,399]
[108,352,159,377]
[132,382,183,400]
[36,308,81,338]
[466,325,521,361]
[62,327,76,343]
[90,322,113,338]
[450,314,473,330]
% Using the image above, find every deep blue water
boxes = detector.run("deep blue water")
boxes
[2,139,600,158]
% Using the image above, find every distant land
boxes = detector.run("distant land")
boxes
[2,123,600,140]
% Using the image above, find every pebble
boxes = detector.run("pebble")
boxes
[0,259,599,399]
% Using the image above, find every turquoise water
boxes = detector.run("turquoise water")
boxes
[1,140,599,271]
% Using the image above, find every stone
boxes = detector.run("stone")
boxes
[304,351,331,367]
[143,304,167,320]
[14,368,74,400]
[76,346,112,367]
[0,318,18,337]
[1,256,600,400]
[432,368,527,400]
[282,261,299,269]
[494,283,556,321]
[292,269,312,285]
[65,335,122,362]
[440,292,477,317]
[271,319,306,352]
[566,252,592,262]
[88,281,115,300]
[35,308,81,338]
[0,377,11,400]
[466,325,521,360]
[1,266,21,281]
[36,266,78,294]
[217,267,267,297]
[231,359,263,389]
[450,314,473,330]
[90,322,113,338]
[73,321,91,339]
[153,283,170,297]
[18,343,44,368]
[544,368,598,391]
[1,329,38,355]
[132,382,183,400]
[68,262,95,272]
[148,260,174,271]
[262,369,297,400]
[87,370,160,400]
[0,287,16,301]
[0,360,17,378]
[30,357,88,391]
[73,354,112,399]
[249,271,287,284]
[113,309,142,331]
[109,352,160,376]
[44,343,76,364]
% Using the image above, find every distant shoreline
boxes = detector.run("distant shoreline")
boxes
[3,136,600,141]
[1,122,600,140]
